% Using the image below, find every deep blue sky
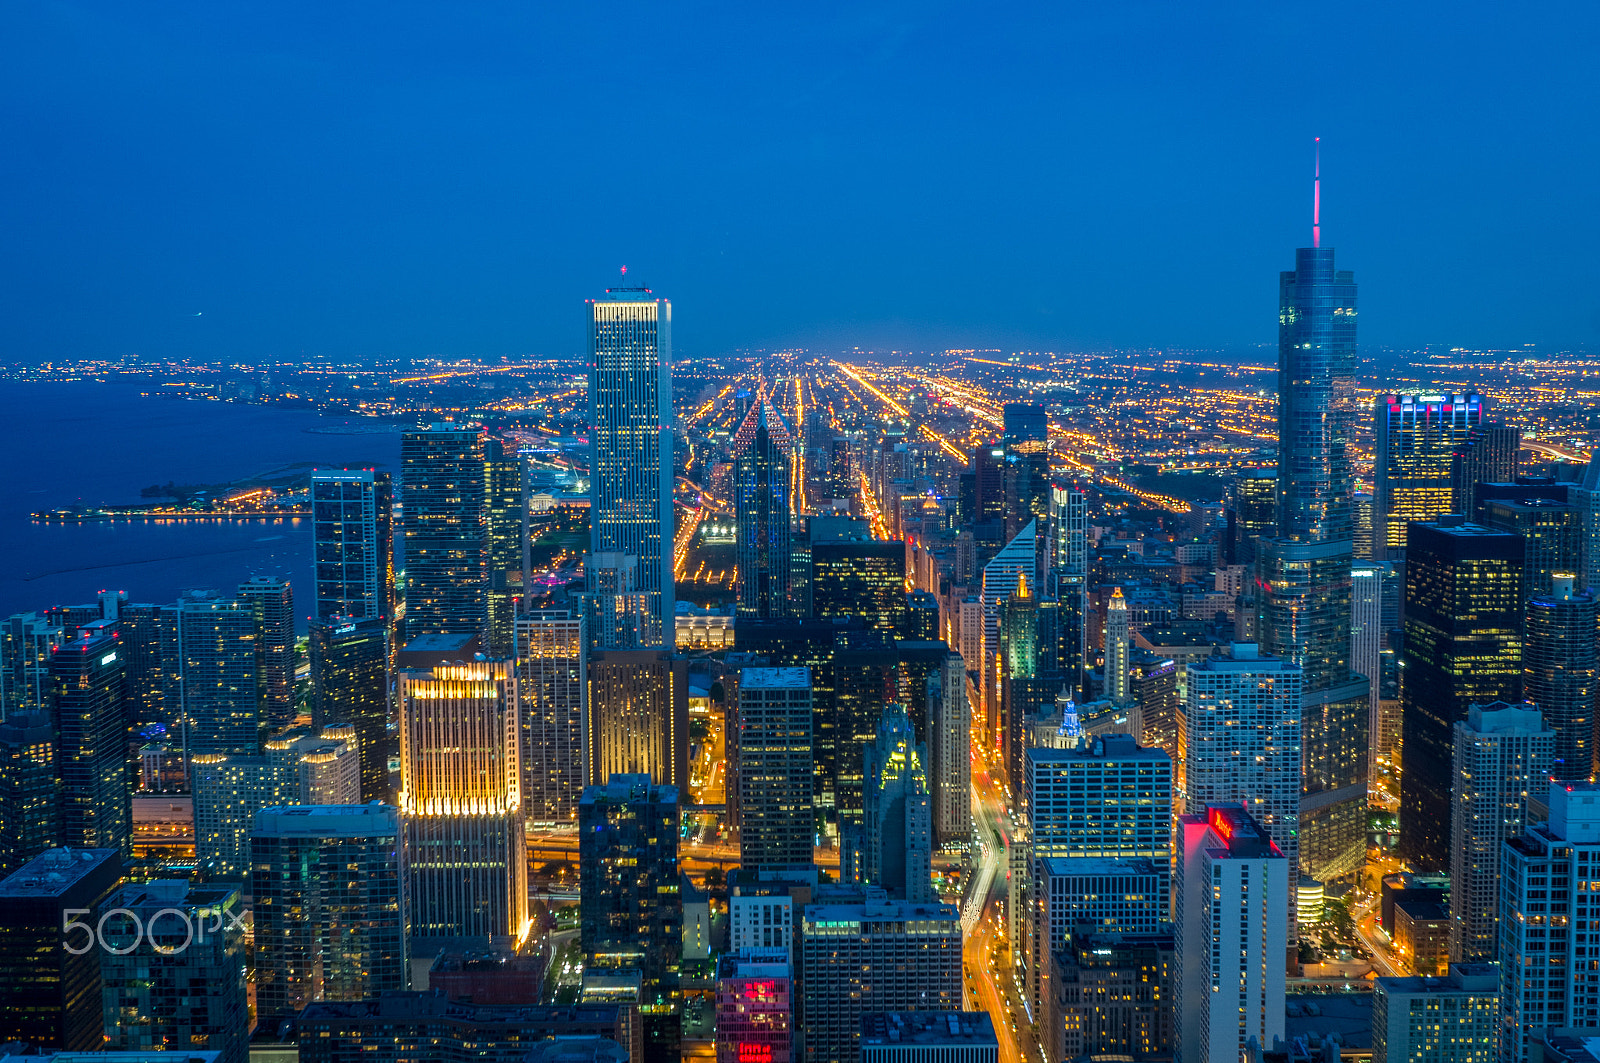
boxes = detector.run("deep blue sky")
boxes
[2,2,1597,361]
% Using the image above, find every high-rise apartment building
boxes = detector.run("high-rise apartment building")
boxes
[175,589,261,760]
[0,713,57,875]
[398,661,527,942]
[1373,394,1487,559]
[98,879,249,1063]
[252,804,408,1024]
[515,610,587,825]
[797,889,961,1063]
[238,576,295,729]
[734,392,794,620]
[578,775,682,991]
[1174,805,1289,1063]
[0,847,123,1051]
[1226,469,1277,566]
[1482,495,1580,601]
[311,469,395,623]
[857,705,934,902]
[736,668,813,874]
[1450,422,1520,521]
[1499,781,1600,1061]
[1179,644,1303,882]
[1398,519,1524,871]
[1025,735,1174,892]
[588,286,674,646]
[1448,702,1553,963]
[0,612,61,719]
[308,614,389,800]
[51,625,130,854]
[1370,964,1500,1063]
[1573,454,1600,595]
[484,438,524,658]
[402,423,488,641]
[1029,857,1164,1020]
[586,650,688,793]
[1523,574,1598,780]
[1044,932,1174,1063]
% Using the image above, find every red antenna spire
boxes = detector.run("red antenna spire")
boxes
[1313,138,1321,248]
[620,264,628,278]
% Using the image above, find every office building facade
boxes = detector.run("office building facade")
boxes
[578,775,682,991]
[308,615,389,800]
[586,650,689,793]
[1370,964,1500,1063]
[1450,422,1520,521]
[715,950,793,1063]
[515,610,588,825]
[734,393,795,620]
[484,438,524,658]
[176,589,261,760]
[736,668,813,874]
[0,713,57,875]
[51,627,130,854]
[1373,394,1487,559]
[1523,574,1598,780]
[238,576,295,729]
[311,469,395,623]
[401,423,489,641]
[857,704,934,902]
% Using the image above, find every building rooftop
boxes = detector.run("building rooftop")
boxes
[860,1011,997,1048]
[738,667,812,689]
[1393,899,1449,922]
[1376,962,1500,995]
[580,774,677,806]
[0,847,120,898]
[253,803,399,836]
[297,990,622,1025]
[1038,856,1160,878]
[1025,734,1168,765]
[104,879,237,912]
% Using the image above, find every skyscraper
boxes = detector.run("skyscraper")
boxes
[1572,453,1600,595]
[586,650,689,793]
[736,668,813,874]
[927,652,971,846]
[1522,574,1598,780]
[810,523,907,635]
[1179,644,1303,883]
[1104,587,1130,705]
[1351,561,1387,778]
[1450,422,1521,521]
[1174,806,1289,1063]
[1046,479,1089,696]
[0,714,57,875]
[308,614,389,801]
[734,391,795,620]
[1398,519,1524,872]
[578,774,682,991]
[252,804,408,1024]
[856,704,934,902]
[0,612,61,720]
[1370,965,1500,1063]
[176,589,261,761]
[98,880,249,1063]
[588,285,674,646]
[311,469,395,623]
[402,423,489,641]
[1226,469,1277,566]
[715,950,794,1063]
[1482,495,1580,601]
[1373,394,1487,560]
[399,660,527,942]
[1447,702,1553,963]
[51,624,130,854]
[515,610,587,825]
[239,575,295,730]
[1265,194,1370,882]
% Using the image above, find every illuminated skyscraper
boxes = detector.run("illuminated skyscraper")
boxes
[734,391,794,620]
[515,610,587,825]
[1450,422,1520,521]
[1373,394,1487,560]
[588,285,674,647]
[52,623,130,854]
[176,589,261,761]
[1046,479,1089,696]
[1226,469,1277,566]
[239,576,295,730]
[402,423,488,641]
[1105,587,1130,705]
[311,469,395,623]
[578,774,681,997]
[1482,495,1580,601]
[1262,179,1369,882]
[0,613,61,719]
[485,439,524,658]
[586,650,689,793]
[399,660,527,942]
[736,668,813,874]
[1522,575,1598,780]
[810,521,906,634]
[308,615,389,801]
[856,704,934,902]
[0,714,57,875]
[1351,561,1388,778]
[1398,519,1524,872]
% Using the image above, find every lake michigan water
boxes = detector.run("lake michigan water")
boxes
[0,380,403,632]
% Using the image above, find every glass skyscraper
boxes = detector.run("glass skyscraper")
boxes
[310,469,394,623]
[401,424,488,642]
[734,391,794,619]
[588,286,674,647]
[1373,393,1486,559]
[1262,236,1369,882]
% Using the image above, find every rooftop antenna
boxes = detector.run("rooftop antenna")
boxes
[620,264,628,279]
[1312,138,1321,249]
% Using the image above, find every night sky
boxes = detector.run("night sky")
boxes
[2,2,1597,360]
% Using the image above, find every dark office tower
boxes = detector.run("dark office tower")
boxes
[116,602,166,728]
[831,642,899,842]
[1133,658,1180,757]
[311,469,396,623]
[588,286,674,647]
[579,774,682,990]
[586,650,689,793]
[1373,394,1487,560]
[176,590,261,760]
[1004,441,1051,542]
[1003,403,1049,446]
[734,391,795,620]
[485,439,524,658]
[1398,519,1525,872]
[1046,479,1089,696]
[1351,494,1375,561]
[857,704,934,902]
[238,576,295,729]
[737,668,814,873]
[516,611,587,825]
[810,527,907,635]
[0,714,58,874]
[904,590,940,640]
[52,626,130,855]
[1523,574,1599,780]
[827,436,853,502]
[1450,422,1521,520]
[1266,212,1368,882]
[971,444,1006,525]
[0,847,123,1050]
[402,423,489,641]
[308,615,389,801]
[398,661,527,942]
[1226,469,1277,566]
[1482,495,1580,601]
[0,612,61,719]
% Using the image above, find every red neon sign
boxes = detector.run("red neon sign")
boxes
[739,1044,774,1063]
[1208,807,1235,841]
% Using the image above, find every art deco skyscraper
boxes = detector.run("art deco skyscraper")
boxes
[401,424,488,642]
[1260,152,1369,882]
[734,391,794,619]
[1105,586,1130,705]
[588,284,674,647]
[857,704,934,903]
[311,469,395,623]
[398,660,527,942]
